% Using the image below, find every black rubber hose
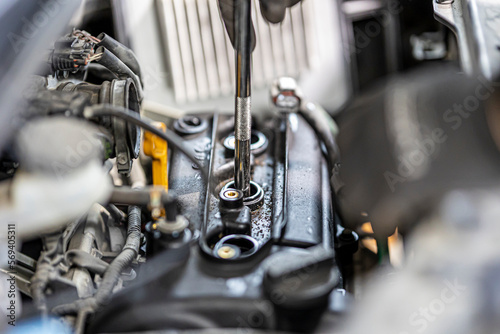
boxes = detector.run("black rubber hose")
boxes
[84,104,209,182]
[52,205,142,315]
[94,46,143,100]
[87,63,118,81]
[299,103,340,168]
[124,206,141,252]
[97,33,143,86]
[95,46,136,81]
[299,102,345,223]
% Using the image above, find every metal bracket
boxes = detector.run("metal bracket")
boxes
[434,0,500,81]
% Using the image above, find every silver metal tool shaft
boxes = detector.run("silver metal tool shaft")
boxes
[234,0,252,197]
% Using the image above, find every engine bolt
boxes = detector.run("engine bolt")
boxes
[117,153,127,165]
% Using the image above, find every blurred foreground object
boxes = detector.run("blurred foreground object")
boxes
[0,0,83,152]
[338,66,500,237]
[0,118,111,238]
[341,189,500,334]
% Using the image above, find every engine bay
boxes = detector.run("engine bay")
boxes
[1,0,500,333]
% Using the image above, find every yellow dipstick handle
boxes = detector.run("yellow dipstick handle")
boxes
[143,122,168,192]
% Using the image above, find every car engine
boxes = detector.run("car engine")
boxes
[1,0,500,333]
